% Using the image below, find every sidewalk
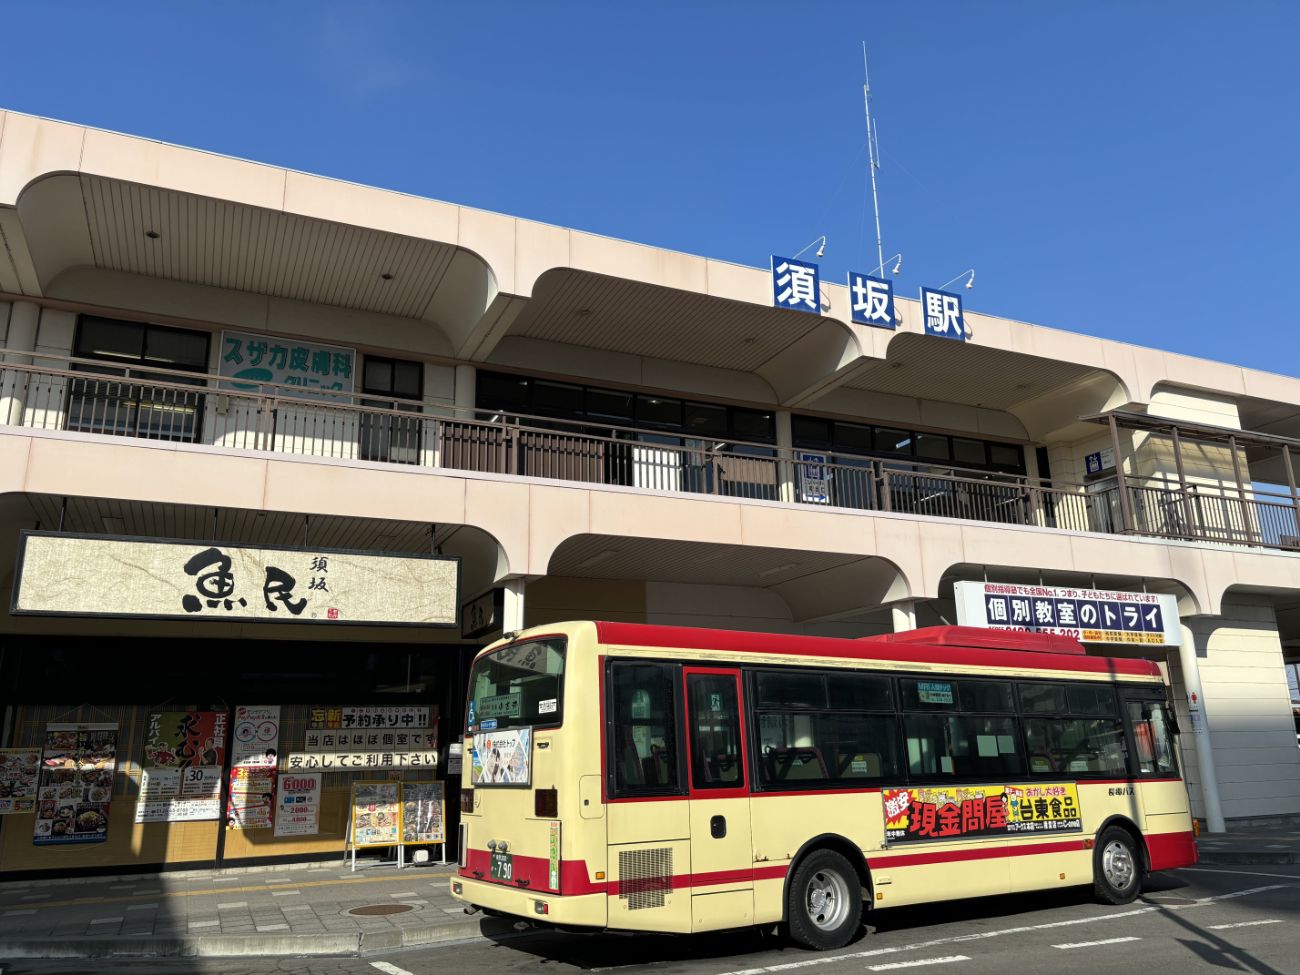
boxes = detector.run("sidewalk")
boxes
[1196,822,1300,865]
[0,858,511,960]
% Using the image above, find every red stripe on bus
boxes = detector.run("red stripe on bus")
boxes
[594,622,1161,677]
[868,838,1088,868]
[1145,830,1198,871]
[459,852,789,896]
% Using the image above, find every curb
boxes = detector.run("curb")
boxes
[1197,850,1297,866]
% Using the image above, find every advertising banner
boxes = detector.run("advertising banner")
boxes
[135,710,227,823]
[232,705,281,768]
[273,772,322,837]
[308,706,432,730]
[470,728,532,786]
[954,581,1181,647]
[401,782,444,844]
[883,782,1083,843]
[0,748,41,815]
[219,329,355,400]
[287,728,437,773]
[12,533,460,628]
[351,781,401,848]
[34,723,117,846]
[227,766,276,830]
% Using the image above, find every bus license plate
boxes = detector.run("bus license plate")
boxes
[490,852,513,881]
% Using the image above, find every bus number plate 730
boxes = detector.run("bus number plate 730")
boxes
[490,852,513,881]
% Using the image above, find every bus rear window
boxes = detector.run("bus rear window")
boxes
[467,638,565,731]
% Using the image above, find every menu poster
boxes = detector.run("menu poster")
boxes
[34,723,117,846]
[351,781,401,848]
[232,705,281,768]
[401,781,444,844]
[0,748,42,815]
[274,772,321,837]
[135,710,227,823]
[227,766,276,830]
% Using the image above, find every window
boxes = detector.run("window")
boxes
[466,639,565,732]
[687,673,744,789]
[360,355,423,464]
[953,437,987,467]
[732,408,775,444]
[609,662,682,796]
[915,433,951,462]
[1020,682,1125,777]
[901,677,1025,778]
[1127,700,1177,776]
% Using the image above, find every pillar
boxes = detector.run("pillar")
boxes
[0,301,39,427]
[454,364,477,420]
[502,578,526,633]
[775,409,795,503]
[1177,623,1226,833]
[891,600,916,633]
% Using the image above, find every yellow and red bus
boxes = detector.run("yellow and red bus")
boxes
[450,621,1195,949]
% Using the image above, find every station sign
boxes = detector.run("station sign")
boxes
[11,532,460,628]
[848,271,895,329]
[771,255,821,313]
[953,581,1181,646]
[920,286,966,341]
[1084,447,1117,476]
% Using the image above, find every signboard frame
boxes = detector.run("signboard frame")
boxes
[11,531,461,630]
[954,580,1181,647]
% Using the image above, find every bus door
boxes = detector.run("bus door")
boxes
[1122,690,1186,820]
[683,667,754,930]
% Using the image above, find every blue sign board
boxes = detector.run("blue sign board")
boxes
[797,451,830,504]
[920,287,966,341]
[771,256,821,313]
[848,272,895,329]
[1084,448,1116,476]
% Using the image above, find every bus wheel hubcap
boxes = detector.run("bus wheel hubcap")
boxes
[806,870,849,929]
[1103,840,1134,889]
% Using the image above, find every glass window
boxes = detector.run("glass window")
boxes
[684,402,728,439]
[953,437,987,467]
[1127,701,1177,776]
[900,679,957,710]
[758,712,900,786]
[687,673,743,789]
[609,663,681,796]
[363,359,393,394]
[393,360,422,399]
[533,381,584,417]
[636,395,682,430]
[477,371,530,413]
[827,673,893,711]
[144,326,209,369]
[988,443,1025,472]
[916,433,951,461]
[1067,685,1117,716]
[467,639,565,732]
[792,415,831,447]
[755,671,826,710]
[876,427,913,455]
[586,387,634,424]
[1019,684,1067,714]
[959,681,1016,713]
[75,317,145,362]
[903,714,1025,778]
[1024,717,1127,776]
[833,422,874,455]
[732,408,775,444]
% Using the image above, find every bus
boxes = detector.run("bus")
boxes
[450,621,1196,950]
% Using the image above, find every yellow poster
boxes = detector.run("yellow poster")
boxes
[883,782,1082,843]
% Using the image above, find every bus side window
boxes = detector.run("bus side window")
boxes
[609,663,683,797]
[1127,701,1176,777]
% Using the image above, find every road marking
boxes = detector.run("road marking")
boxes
[126,904,158,911]
[2,910,35,917]
[217,901,247,909]
[271,890,301,897]
[1053,936,1140,949]
[1181,867,1300,881]
[18,894,50,901]
[868,958,969,972]
[1209,919,1283,930]
[371,963,417,975]
[189,920,220,929]
[256,923,289,932]
[89,916,123,924]
[388,891,420,898]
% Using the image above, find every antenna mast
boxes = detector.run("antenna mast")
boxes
[862,42,885,276]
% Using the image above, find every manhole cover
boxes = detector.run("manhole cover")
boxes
[349,904,415,916]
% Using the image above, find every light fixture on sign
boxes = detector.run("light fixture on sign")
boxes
[792,235,827,260]
[938,268,976,290]
[868,252,903,277]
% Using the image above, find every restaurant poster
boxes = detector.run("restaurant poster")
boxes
[308,706,432,730]
[227,766,276,830]
[0,748,42,815]
[135,710,227,823]
[273,772,321,837]
[231,705,280,768]
[33,723,117,846]
[287,727,437,773]
[350,781,401,848]
[401,781,444,844]
[883,782,1083,843]
[470,728,531,786]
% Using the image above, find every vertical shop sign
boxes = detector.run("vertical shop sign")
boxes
[136,710,227,823]
[227,766,276,830]
[34,723,117,846]
[232,705,281,768]
[273,772,322,837]
[350,781,402,847]
[400,782,444,844]
[0,748,42,814]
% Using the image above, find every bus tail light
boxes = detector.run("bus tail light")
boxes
[535,788,558,818]
[460,788,474,813]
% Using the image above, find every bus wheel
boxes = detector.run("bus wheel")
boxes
[786,849,863,950]
[1093,826,1141,905]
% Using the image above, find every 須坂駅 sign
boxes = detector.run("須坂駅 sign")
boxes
[883,782,1082,843]
[954,581,1181,647]
[11,533,460,628]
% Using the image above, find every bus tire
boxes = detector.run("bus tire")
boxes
[1093,826,1141,905]
[785,848,863,950]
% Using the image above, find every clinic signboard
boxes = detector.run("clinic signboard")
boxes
[219,330,355,400]
[954,581,1180,646]
[11,533,460,628]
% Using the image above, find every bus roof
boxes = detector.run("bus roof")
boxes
[592,621,1161,679]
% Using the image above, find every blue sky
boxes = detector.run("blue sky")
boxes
[1,1,1297,374]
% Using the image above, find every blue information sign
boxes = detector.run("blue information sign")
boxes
[848,272,895,329]
[920,287,966,341]
[771,256,821,313]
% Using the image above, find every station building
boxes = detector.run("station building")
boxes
[0,110,1297,875]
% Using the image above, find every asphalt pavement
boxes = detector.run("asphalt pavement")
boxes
[5,862,1298,975]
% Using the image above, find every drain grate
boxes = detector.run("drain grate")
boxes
[349,903,415,916]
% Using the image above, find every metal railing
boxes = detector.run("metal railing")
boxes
[2,355,1299,552]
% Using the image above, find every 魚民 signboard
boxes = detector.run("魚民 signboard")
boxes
[12,533,459,628]
[954,581,1181,646]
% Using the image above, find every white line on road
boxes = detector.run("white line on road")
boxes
[271,889,301,897]
[126,904,158,911]
[388,891,420,898]
[371,963,417,975]
[1053,936,1141,949]
[217,901,248,909]
[189,920,220,929]
[255,923,289,932]
[868,957,969,971]
[1208,919,1283,930]
[89,917,123,924]
[1181,866,1300,880]
[1,910,35,917]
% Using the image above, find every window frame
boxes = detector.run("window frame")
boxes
[604,658,687,801]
